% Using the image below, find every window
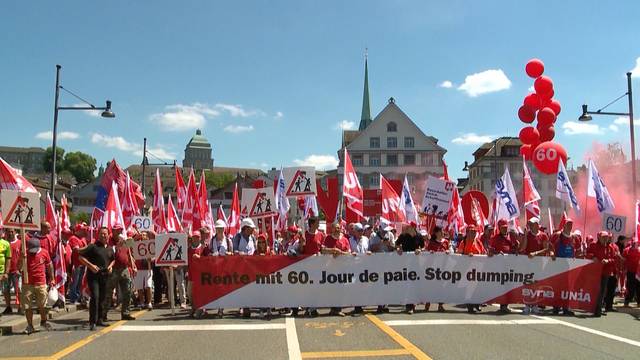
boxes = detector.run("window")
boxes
[369,175,380,187]
[387,122,397,132]
[387,154,398,166]
[404,154,415,165]
[224,191,233,199]
[404,137,414,148]
[502,146,519,157]
[421,153,434,166]
[352,155,363,166]
[370,137,380,148]
[369,154,381,166]
[387,137,397,148]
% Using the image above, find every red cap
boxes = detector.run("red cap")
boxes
[61,228,73,236]
[287,225,298,233]
[127,229,137,238]
[257,234,267,240]
[74,223,87,232]
[191,230,201,238]
[497,219,508,227]
[409,221,417,228]
[112,224,124,230]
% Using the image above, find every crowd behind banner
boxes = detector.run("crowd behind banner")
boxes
[2,213,639,332]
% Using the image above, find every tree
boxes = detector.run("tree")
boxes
[43,146,65,173]
[63,151,97,183]
[205,172,236,189]
[69,211,90,225]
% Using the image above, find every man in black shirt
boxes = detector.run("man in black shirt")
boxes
[79,227,114,331]
[395,222,424,314]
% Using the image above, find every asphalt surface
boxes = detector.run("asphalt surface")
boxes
[0,303,639,360]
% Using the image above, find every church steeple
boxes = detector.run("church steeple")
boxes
[358,51,372,131]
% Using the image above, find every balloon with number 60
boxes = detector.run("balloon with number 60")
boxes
[532,142,567,174]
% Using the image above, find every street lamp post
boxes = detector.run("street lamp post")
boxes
[578,72,635,201]
[50,64,115,201]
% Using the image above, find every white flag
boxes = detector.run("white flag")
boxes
[304,195,319,219]
[400,175,418,224]
[556,160,580,212]
[495,166,520,221]
[275,168,290,230]
[587,159,615,213]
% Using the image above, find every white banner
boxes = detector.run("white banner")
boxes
[421,176,455,225]
[192,253,601,311]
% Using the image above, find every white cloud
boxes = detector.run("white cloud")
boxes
[149,102,267,131]
[215,103,264,117]
[223,125,254,133]
[293,154,339,170]
[631,57,640,78]
[613,116,640,126]
[451,133,493,145]
[609,124,619,132]
[562,121,605,135]
[35,131,80,140]
[528,86,535,92]
[439,80,453,88]
[334,120,356,131]
[274,111,284,119]
[457,69,512,97]
[90,133,175,160]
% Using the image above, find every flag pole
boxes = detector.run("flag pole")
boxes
[21,226,28,284]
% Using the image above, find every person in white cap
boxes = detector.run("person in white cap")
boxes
[232,218,256,256]
[208,219,230,317]
[349,223,369,255]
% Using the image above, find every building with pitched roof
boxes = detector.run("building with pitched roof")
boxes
[183,129,213,170]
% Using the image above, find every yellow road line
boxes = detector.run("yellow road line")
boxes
[365,314,433,360]
[0,357,51,360]
[301,349,411,358]
[47,310,146,360]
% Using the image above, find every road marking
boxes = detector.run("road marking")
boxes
[48,310,146,360]
[286,317,302,360]
[385,319,555,326]
[366,314,432,360]
[301,349,411,358]
[531,315,640,348]
[115,323,286,331]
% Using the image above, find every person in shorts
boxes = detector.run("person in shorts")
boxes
[19,238,54,334]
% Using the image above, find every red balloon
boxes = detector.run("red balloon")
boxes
[532,142,567,175]
[520,144,533,160]
[537,124,555,142]
[537,107,556,126]
[523,93,541,110]
[519,126,540,145]
[539,88,554,101]
[518,105,536,123]
[548,99,561,115]
[525,59,545,78]
[534,76,553,95]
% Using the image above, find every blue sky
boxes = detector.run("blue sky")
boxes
[1,0,639,181]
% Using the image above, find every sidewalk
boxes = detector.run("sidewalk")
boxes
[0,303,84,335]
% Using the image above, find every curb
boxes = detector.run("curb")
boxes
[0,304,82,336]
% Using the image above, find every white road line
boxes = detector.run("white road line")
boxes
[115,324,286,331]
[385,319,555,326]
[531,315,640,348]
[285,317,302,360]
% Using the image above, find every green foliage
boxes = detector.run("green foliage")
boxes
[43,147,65,173]
[69,211,90,225]
[63,151,97,183]
[205,172,236,189]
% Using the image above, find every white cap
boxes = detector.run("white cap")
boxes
[214,219,227,229]
[241,218,256,229]
[419,229,428,236]
[528,217,540,224]
[383,225,393,232]
[353,223,364,231]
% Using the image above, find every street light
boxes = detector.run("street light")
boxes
[578,72,635,201]
[50,64,115,200]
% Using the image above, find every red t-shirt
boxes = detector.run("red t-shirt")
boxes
[303,231,324,255]
[38,233,57,260]
[187,245,204,279]
[69,236,88,267]
[522,231,548,255]
[623,245,640,273]
[323,234,350,252]
[457,238,486,255]
[25,249,51,286]
[9,239,21,273]
[114,246,132,269]
[587,241,618,276]
[490,234,517,254]
[426,239,449,252]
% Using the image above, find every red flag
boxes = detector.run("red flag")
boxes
[442,160,450,181]
[635,201,640,244]
[525,201,541,222]
[101,159,144,205]
[522,156,541,205]
[152,169,167,233]
[182,169,197,229]
[121,172,139,229]
[342,149,363,222]
[166,194,183,233]
[198,170,212,229]
[470,196,488,231]
[45,192,58,232]
[175,167,187,213]
[447,187,465,233]
[101,181,125,230]
[228,183,240,236]
[192,191,202,232]
[380,174,404,223]
[53,235,66,302]
[556,211,568,232]
[60,194,71,232]
[0,157,37,192]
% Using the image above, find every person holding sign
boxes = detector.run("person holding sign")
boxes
[2,228,21,315]
[489,219,518,314]
[457,225,485,313]
[622,239,640,307]
[105,234,136,321]
[18,238,54,334]
[587,231,619,317]
[395,221,424,314]
[232,219,256,256]
[78,227,114,331]
[321,221,352,317]
[187,233,205,318]
[425,226,450,313]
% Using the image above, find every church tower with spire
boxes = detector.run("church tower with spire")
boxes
[358,54,372,131]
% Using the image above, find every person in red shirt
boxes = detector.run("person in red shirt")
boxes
[19,238,54,334]
[519,218,550,257]
[623,240,640,307]
[457,225,485,313]
[300,217,324,317]
[68,224,88,304]
[36,221,57,261]
[425,226,449,313]
[187,233,204,318]
[2,228,21,315]
[489,219,517,313]
[105,234,136,321]
[586,231,619,317]
[321,221,352,317]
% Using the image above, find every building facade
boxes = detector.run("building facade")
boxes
[182,129,214,170]
[0,146,46,175]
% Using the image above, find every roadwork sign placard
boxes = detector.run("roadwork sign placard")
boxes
[241,187,276,218]
[1,190,40,230]
[283,166,317,197]
[155,233,188,266]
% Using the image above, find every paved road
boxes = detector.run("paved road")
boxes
[1,304,639,360]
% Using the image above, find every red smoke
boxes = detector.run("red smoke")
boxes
[571,142,635,237]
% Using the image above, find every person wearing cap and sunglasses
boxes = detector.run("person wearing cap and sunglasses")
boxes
[18,237,55,334]
[231,218,257,318]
